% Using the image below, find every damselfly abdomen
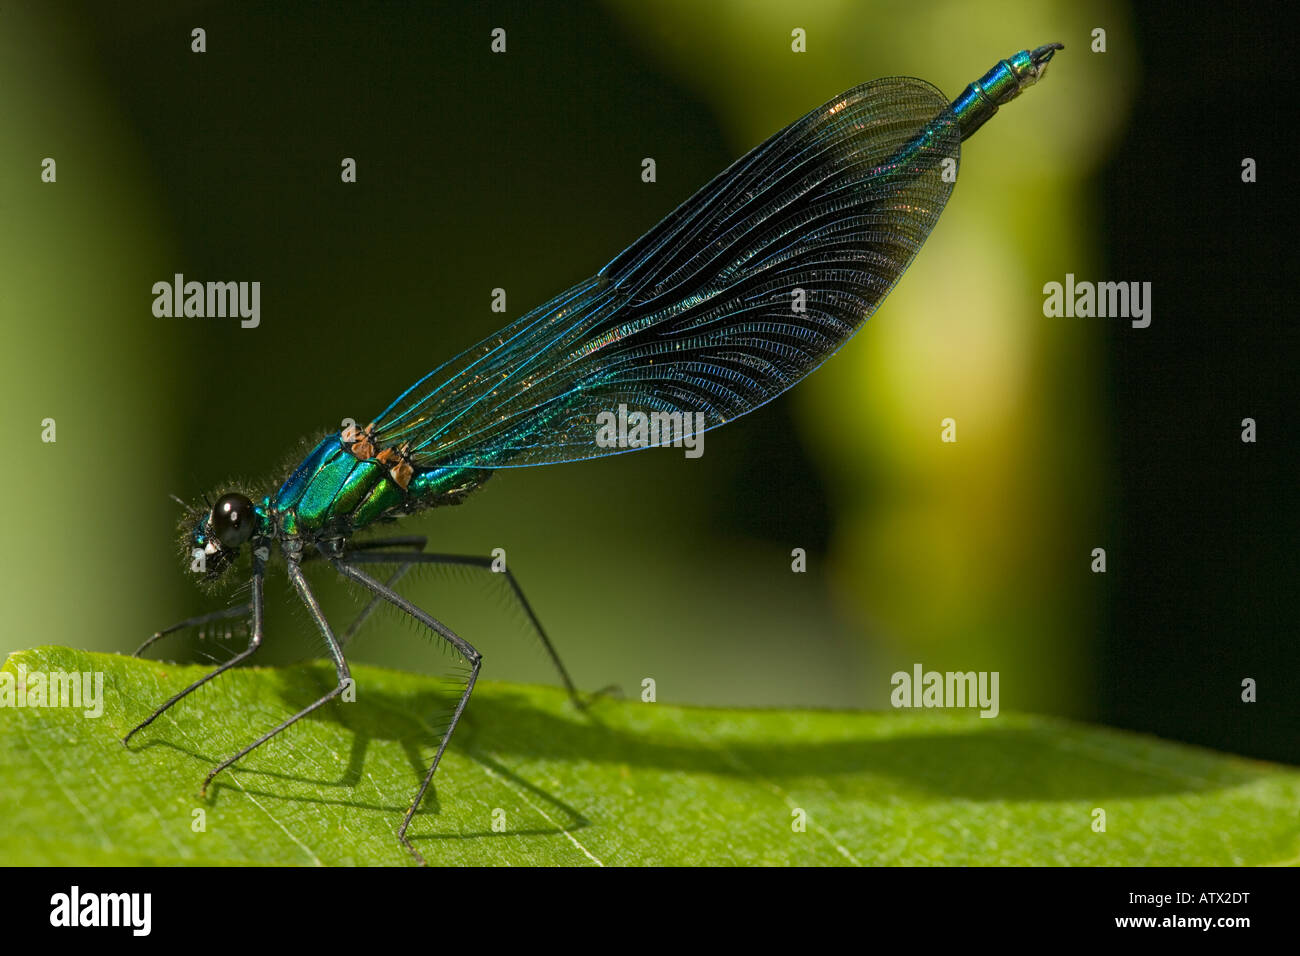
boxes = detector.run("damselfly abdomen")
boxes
[126,44,1063,864]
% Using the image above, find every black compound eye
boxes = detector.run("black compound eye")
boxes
[211,493,256,548]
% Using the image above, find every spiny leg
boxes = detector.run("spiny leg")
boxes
[292,535,429,643]
[344,550,583,706]
[345,536,428,553]
[200,559,353,796]
[333,558,480,867]
[132,603,253,658]
[124,562,266,746]
[339,537,428,645]
[300,535,429,566]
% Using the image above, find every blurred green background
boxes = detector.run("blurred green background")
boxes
[2,1,1291,760]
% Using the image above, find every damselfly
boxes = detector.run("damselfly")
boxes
[126,44,1064,864]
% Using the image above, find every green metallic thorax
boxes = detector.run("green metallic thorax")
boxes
[267,434,488,544]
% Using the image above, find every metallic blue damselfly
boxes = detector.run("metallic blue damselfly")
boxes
[126,44,1064,864]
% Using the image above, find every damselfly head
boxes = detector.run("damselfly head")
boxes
[179,491,258,584]
[210,493,257,548]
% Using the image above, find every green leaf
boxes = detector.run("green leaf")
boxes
[2,646,1297,866]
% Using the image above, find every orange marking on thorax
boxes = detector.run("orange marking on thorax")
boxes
[346,421,378,461]
[375,442,414,490]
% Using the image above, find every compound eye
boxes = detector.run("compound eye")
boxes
[211,493,256,548]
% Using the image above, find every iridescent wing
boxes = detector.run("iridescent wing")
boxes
[372,77,960,468]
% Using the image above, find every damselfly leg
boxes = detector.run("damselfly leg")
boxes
[131,602,254,658]
[343,548,584,707]
[333,558,480,866]
[199,560,353,796]
[127,535,582,864]
[123,558,267,746]
[339,537,431,646]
